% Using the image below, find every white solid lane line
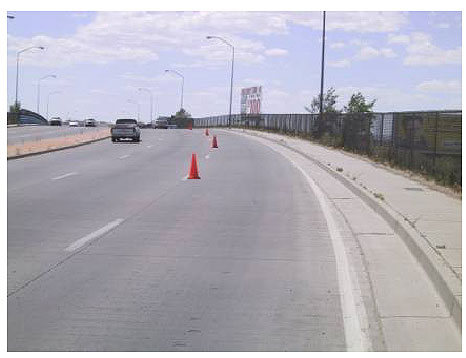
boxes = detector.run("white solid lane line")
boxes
[119,154,130,159]
[64,219,124,252]
[292,163,371,352]
[261,140,372,352]
[52,172,78,181]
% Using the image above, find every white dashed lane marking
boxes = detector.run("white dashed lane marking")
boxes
[52,172,78,181]
[64,219,124,252]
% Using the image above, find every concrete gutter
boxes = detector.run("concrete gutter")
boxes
[234,128,462,331]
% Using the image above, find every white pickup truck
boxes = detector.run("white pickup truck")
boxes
[111,118,141,142]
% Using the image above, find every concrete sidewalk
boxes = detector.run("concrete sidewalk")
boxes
[233,128,462,330]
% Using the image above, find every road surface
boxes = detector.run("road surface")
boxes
[8,129,350,351]
[7,125,104,145]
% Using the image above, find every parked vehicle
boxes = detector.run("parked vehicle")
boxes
[138,121,152,128]
[68,120,79,127]
[49,117,62,126]
[153,118,169,129]
[85,118,98,127]
[111,118,141,142]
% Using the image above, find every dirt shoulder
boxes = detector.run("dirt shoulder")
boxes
[7,128,110,159]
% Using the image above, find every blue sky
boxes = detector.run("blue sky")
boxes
[6,11,462,122]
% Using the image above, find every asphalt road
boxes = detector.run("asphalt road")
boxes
[7,125,104,145]
[8,129,348,351]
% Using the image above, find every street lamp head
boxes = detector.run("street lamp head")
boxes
[206,36,212,39]
[165,69,169,73]
[38,46,45,50]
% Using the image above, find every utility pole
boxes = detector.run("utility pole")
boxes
[319,11,326,137]
[165,69,184,112]
[37,74,56,114]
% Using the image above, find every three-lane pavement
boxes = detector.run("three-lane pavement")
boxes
[8,129,350,351]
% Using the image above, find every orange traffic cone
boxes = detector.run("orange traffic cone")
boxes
[188,153,200,179]
[211,135,218,148]
[205,128,209,136]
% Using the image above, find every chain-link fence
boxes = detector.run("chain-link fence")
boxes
[193,111,462,188]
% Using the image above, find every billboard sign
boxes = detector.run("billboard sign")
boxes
[241,86,262,115]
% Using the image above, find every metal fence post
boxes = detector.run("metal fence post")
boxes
[410,116,415,169]
[367,114,371,155]
[380,113,384,146]
[433,112,439,175]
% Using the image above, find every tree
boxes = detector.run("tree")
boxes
[175,108,191,118]
[344,92,376,113]
[9,101,21,113]
[304,87,339,113]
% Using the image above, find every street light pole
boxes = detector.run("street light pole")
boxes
[206,36,234,129]
[127,99,140,121]
[15,46,45,110]
[46,91,61,120]
[165,69,184,112]
[319,11,326,137]
[138,88,153,122]
[37,74,57,114]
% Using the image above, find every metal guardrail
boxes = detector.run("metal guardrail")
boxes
[193,111,462,187]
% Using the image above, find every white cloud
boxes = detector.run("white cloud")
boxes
[355,46,397,60]
[288,11,407,33]
[328,59,351,68]
[7,12,271,67]
[71,12,89,19]
[172,62,207,69]
[437,23,450,29]
[380,48,397,58]
[416,79,461,93]
[266,88,291,98]
[241,78,266,87]
[7,11,409,68]
[328,44,397,69]
[404,32,461,66]
[89,89,107,94]
[335,85,461,112]
[264,48,289,57]
[330,42,345,49]
[349,38,365,47]
[387,33,410,45]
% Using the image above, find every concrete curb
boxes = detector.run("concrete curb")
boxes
[232,128,462,331]
[7,134,110,160]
